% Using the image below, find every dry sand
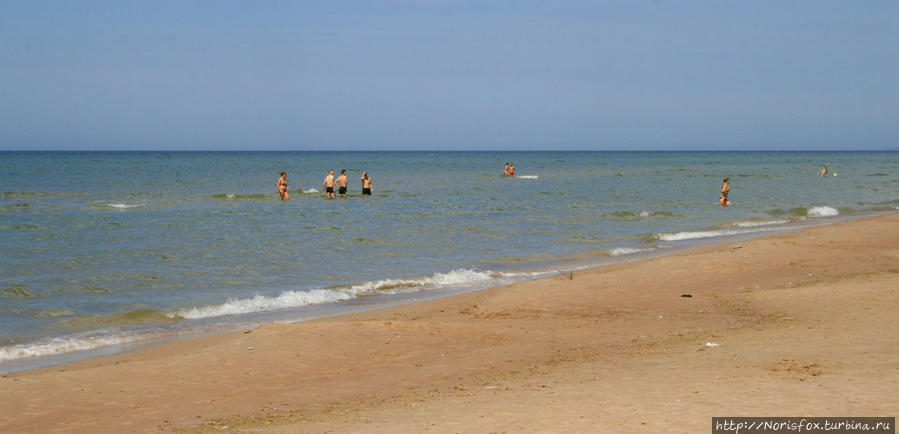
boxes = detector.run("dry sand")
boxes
[1,212,897,433]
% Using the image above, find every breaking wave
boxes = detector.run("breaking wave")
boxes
[807,206,839,217]
[170,268,543,320]
[0,333,152,363]
[102,203,145,209]
[608,247,656,256]
[731,219,788,228]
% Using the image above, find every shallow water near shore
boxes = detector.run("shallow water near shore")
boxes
[1,151,897,369]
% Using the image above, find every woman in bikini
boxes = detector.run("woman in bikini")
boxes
[277,172,289,200]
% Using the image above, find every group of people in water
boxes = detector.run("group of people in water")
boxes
[280,163,832,205]
[276,170,372,200]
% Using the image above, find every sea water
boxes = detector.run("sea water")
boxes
[1,151,897,369]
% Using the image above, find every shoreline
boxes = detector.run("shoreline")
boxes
[0,211,871,375]
[0,211,896,432]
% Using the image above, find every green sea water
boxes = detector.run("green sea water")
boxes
[1,151,896,366]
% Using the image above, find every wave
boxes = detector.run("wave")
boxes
[0,333,150,363]
[609,247,655,256]
[102,203,145,209]
[211,193,270,200]
[731,219,788,228]
[767,206,839,218]
[807,206,839,217]
[302,188,320,193]
[170,268,542,320]
[604,210,682,220]
[516,175,539,179]
[655,225,784,242]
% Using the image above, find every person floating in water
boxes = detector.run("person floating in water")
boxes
[818,165,829,177]
[361,172,373,195]
[277,172,289,200]
[323,170,336,199]
[719,177,731,206]
[336,170,348,198]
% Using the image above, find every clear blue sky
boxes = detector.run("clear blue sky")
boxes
[1,1,897,151]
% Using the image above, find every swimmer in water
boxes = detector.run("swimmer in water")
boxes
[277,172,289,200]
[503,163,511,175]
[361,172,372,195]
[719,177,731,206]
[337,170,348,198]
[323,170,335,199]
[818,165,829,177]
[509,163,515,176]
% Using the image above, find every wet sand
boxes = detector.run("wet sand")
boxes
[1,212,897,433]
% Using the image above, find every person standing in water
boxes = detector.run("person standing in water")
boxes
[509,163,515,176]
[323,170,335,199]
[719,177,731,206]
[818,165,829,177]
[336,170,348,198]
[277,172,289,200]
[361,172,373,195]
[503,163,511,175]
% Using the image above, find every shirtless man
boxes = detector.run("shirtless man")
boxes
[818,165,829,177]
[277,171,289,200]
[719,177,731,206]
[361,172,373,195]
[336,170,348,198]
[323,170,335,199]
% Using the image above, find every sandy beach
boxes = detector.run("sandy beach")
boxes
[1,212,896,433]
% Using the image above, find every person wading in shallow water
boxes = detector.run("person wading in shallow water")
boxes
[323,170,335,200]
[719,177,731,206]
[361,172,373,195]
[336,170,348,198]
[277,172,289,200]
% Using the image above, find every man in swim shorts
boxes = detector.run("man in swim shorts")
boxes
[361,172,372,195]
[323,170,335,199]
[337,170,348,198]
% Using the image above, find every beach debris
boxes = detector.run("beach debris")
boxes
[559,270,574,280]
[658,315,664,319]
[243,330,252,334]
[485,385,497,389]
[247,346,254,350]
[705,342,720,347]
[681,294,692,298]
[732,245,742,249]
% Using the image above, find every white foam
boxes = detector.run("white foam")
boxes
[656,226,783,242]
[807,206,839,217]
[516,175,538,179]
[609,247,655,256]
[170,269,543,320]
[303,188,319,193]
[225,194,236,199]
[732,219,788,228]
[639,211,650,217]
[0,334,146,363]
[104,203,144,209]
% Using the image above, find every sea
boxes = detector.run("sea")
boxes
[1,151,897,372]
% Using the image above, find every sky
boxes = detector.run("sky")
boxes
[1,1,897,151]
